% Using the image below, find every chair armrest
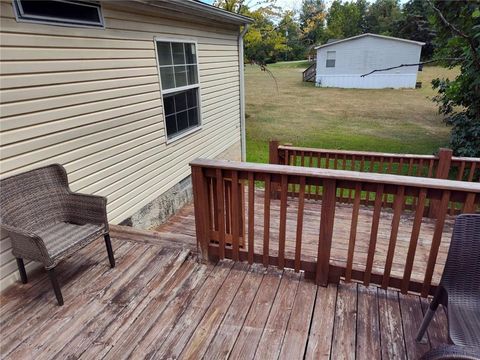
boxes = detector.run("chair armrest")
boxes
[67,193,109,229]
[1,224,51,264]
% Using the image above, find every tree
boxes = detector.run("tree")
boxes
[430,1,480,157]
[325,0,366,40]
[395,0,436,59]
[214,0,287,64]
[364,0,403,36]
[299,0,327,47]
[278,11,305,61]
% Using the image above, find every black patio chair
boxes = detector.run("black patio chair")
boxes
[416,214,480,350]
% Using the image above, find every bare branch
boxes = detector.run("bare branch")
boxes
[360,58,463,77]
[248,60,279,93]
[426,0,480,68]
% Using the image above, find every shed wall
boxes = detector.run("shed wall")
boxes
[0,0,242,289]
[315,36,422,88]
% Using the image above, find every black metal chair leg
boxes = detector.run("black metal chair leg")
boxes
[104,233,115,268]
[47,268,63,306]
[16,258,28,284]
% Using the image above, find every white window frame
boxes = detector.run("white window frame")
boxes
[13,0,105,29]
[154,37,203,144]
[326,51,336,68]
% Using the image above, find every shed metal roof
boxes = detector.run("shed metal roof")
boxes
[315,33,425,50]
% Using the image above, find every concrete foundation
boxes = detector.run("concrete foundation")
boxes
[119,139,241,230]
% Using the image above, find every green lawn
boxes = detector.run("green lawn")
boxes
[245,61,458,164]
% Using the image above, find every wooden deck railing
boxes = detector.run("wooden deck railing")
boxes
[190,158,480,297]
[269,140,480,215]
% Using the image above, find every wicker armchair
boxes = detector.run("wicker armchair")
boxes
[0,164,114,306]
[416,214,480,349]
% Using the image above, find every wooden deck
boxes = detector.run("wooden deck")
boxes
[0,225,449,360]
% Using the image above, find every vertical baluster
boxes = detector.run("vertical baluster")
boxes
[295,177,306,272]
[427,159,434,177]
[364,157,375,207]
[407,158,414,176]
[360,155,365,172]
[397,158,405,175]
[462,192,476,214]
[333,154,338,169]
[378,156,384,173]
[348,155,356,202]
[316,153,321,200]
[402,189,427,293]
[316,179,337,286]
[278,175,288,269]
[383,157,394,207]
[263,174,271,267]
[225,180,232,235]
[364,184,384,286]
[416,159,424,177]
[231,171,240,261]
[207,178,214,231]
[345,183,362,282]
[215,169,226,259]
[325,153,330,169]
[284,149,289,165]
[247,172,255,264]
[467,162,476,182]
[456,161,466,181]
[422,191,450,297]
[382,186,405,289]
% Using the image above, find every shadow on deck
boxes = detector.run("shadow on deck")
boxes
[0,200,450,359]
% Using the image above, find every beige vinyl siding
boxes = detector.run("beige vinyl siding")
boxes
[0,0,242,290]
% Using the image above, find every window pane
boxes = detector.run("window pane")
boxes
[188,108,199,127]
[172,43,185,65]
[17,0,103,26]
[326,59,335,68]
[177,111,189,132]
[174,92,187,112]
[327,51,336,60]
[174,65,188,87]
[187,65,198,85]
[185,43,197,64]
[165,114,177,136]
[187,89,197,108]
[163,94,175,115]
[160,66,175,89]
[157,42,172,66]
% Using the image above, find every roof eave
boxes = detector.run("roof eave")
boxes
[136,0,253,25]
[314,33,425,49]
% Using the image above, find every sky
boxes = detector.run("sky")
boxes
[202,0,409,12]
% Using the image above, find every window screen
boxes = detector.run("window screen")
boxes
[326,51,336,68]
[14,0,104,27]
[155,40,200,140]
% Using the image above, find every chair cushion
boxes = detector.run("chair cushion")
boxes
[36,222,104,259]
[448,303,480,347]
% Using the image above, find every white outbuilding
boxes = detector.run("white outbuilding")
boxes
[314,33,425,89]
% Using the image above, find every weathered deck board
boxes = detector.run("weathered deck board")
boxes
[0,226,449,359]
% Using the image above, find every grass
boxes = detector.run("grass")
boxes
[245,62,458,163]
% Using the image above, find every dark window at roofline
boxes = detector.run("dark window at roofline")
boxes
[13,0,104,28]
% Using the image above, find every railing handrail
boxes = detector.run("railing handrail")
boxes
[278,144,480,163]
[278,145,437,160]
[190,158,480,193]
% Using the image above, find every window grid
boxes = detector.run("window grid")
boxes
[155,39,201,141]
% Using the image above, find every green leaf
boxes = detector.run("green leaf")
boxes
[472,8,480,18]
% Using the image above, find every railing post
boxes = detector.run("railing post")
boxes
[316,179,336,286]
[191,166,211,262]
[269,140,280,165]
[429,148,453,218]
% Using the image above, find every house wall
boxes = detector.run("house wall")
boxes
[0,0,243,289]
[315,36,422,89]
